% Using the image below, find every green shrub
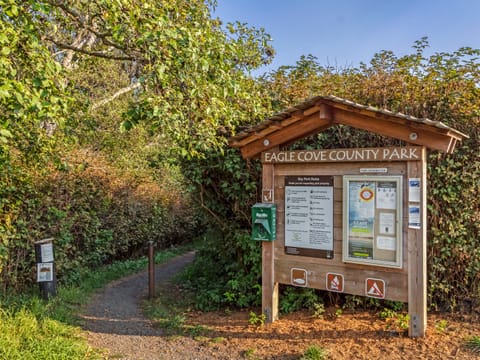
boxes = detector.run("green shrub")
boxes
[301,345,328,360]
[0,149,199,293]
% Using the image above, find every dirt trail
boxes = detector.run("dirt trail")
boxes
[80,251,480,360]
[80,251,222,360]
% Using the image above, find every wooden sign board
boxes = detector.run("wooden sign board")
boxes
[260,146,427,337]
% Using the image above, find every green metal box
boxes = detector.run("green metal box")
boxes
[252,203,276,241]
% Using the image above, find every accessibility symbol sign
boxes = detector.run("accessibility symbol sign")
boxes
[326,273,344,293]
[365,278,386,299]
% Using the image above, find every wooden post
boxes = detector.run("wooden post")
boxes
[148,241,155,299]
[262,161,278,323]
[407,146,427,337]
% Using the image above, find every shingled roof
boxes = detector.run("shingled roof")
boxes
[229,95,468,159]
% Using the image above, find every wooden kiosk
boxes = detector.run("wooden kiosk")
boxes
[229,95,468,337]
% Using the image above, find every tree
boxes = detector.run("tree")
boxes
[188,39,480,311]
[33,0,274,157]
[0,0,70,164]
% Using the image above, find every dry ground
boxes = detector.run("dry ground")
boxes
[184,308,480,359]
[81,252,480,359]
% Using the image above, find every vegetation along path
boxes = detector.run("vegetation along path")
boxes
[80,251,480,360]
[80,251,218,360]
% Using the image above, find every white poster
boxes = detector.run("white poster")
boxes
[37,263,53,282]
[40,243,54,262]
[376,236,396,251]
[408,205,421,229]
[379,212,395,235]
[376,182,397,209]
[409,178,421,202]
[285,176,334,252]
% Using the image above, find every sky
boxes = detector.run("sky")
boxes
[213,0,480,74]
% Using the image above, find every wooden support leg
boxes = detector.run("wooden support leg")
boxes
[262,241,278,323]
[407,150,427,337]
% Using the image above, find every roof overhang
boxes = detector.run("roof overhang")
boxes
[229,95,469,159]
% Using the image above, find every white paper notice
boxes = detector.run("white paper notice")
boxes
[409,178,421,202]
[408,205,421,229]
[379,212,395,235]
[376,182,396,210]
[285,176,334,251]
[376,236,396,251]
[41,243,54,262]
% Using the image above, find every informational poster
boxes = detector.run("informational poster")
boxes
[347,181,375,258]
[37,263,54,282]
[376,182,397,210]
[40,243,54,262]
[408,205,421,229]
[285,176,334,258]
[408,178,421,202]
[379,212,395,235]
[343,176,403,268]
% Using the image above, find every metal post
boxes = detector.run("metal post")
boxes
[148,241,155,299]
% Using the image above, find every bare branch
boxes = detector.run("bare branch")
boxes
[47,0,128,53]
[47,37,137,61]
[91,82,142,110]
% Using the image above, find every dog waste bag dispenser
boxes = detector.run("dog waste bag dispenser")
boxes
[252,203,276,241]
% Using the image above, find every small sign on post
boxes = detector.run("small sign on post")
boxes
[34,238,57,300]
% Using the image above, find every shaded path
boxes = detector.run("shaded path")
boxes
[80,251,223,359]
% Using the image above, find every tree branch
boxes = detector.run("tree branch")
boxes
[91,82,142,110]
[47,1,129,53]
[47,37,137,61]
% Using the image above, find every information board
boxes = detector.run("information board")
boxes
[343,175,403,268]
[284,176,334,258]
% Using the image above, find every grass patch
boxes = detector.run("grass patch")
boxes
[300,345,328,360]
[143,285,212,337]
[0,244,194,360]
[143,272,216,339]
[465,335,480,353]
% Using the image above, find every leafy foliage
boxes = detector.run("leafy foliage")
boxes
[0,0,478,317]
[38,0,274,157]
[1,149,197,291]
[187,38,480,312]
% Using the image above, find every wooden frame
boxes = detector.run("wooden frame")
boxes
[260,147,425,337]
[342,175,403,269]
[229,97,467,338]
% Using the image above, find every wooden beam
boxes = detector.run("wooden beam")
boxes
[303,105,322,116]
[231,112,306,149]
[333,108,454,153]
[319,103,333,121]
[407,147,427,337]
[262,161,278,323]
[240,113,332,159]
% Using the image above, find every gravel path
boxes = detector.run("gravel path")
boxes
[80,251,225,360]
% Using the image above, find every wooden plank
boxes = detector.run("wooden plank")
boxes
[274,258,408,302]
[262,146,423,164]
[407,148,427,337]
[273,161,406,176]
[271,161,409,302]
[333,108,454,153]
[303,105,322,116]
[240,113,332,159]
[319,103,333,121]
[262,162,278,323]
